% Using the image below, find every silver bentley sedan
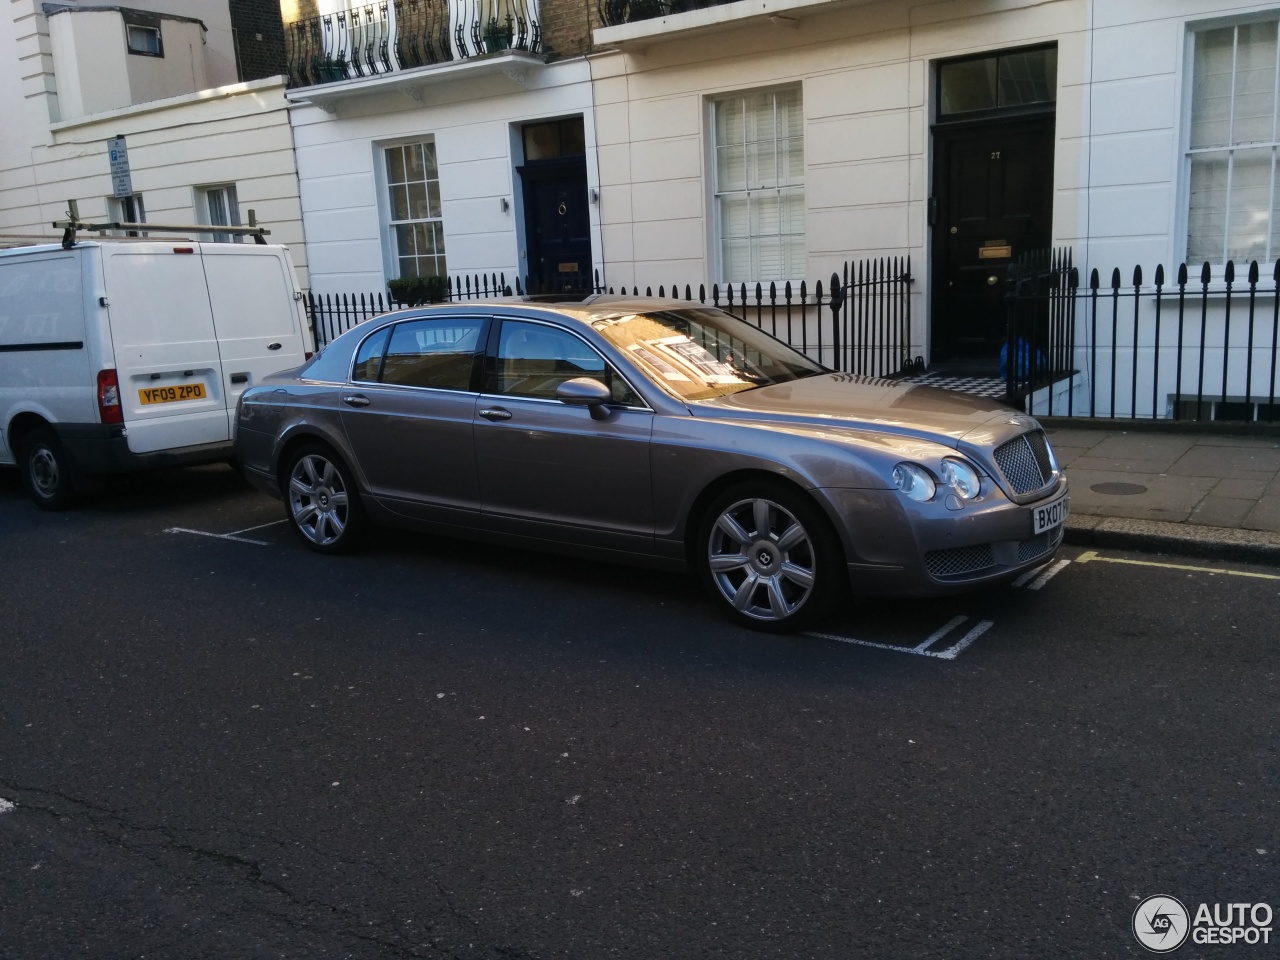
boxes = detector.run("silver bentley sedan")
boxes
[235,297,1068,632]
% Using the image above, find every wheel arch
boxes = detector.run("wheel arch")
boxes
[682,468,848,569]
[6,411,53,458]
[273,428,350,492]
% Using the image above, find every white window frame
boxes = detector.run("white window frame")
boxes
[126,23,162,56]
[108,194,146,237]
[709,86,806,285]
[196,184,242,243]
[1182,14,1280,269]
[378,139,447,282]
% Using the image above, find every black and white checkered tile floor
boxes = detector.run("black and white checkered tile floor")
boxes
[897,372,1008,399]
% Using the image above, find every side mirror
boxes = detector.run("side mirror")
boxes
[556,377,612,420]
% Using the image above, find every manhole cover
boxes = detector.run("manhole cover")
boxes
[1090,482,1148,496]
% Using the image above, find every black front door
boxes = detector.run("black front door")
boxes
[932,118,1054,361]
[518,158,592,293]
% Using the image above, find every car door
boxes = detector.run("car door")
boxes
[473,318,654,548]
[338,315,486,523]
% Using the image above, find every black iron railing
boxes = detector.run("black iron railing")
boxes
[1006,255,1280,421]
[285,0,540,90]
[597,0,733,27]
[305,261,915,375]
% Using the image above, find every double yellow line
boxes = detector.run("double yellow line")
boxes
[1074,550,1280,581]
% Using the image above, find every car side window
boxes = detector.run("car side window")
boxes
[489,320,639,404]
[351,327,390,383]
[380,318,485,391]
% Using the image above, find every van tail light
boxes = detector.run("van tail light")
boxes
[97,369,123,424]
[304,351,314,361]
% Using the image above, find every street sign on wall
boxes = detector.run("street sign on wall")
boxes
[108,136,132,199]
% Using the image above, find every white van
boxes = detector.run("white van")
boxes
[0,239,314,508]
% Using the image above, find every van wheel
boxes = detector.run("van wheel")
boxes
[20,427,74,511]
[283,443,365,553]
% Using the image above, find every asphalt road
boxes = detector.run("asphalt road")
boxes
[0,465,1276,959]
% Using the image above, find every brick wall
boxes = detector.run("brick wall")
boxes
[537,0,600,59]
[230,0,288,81]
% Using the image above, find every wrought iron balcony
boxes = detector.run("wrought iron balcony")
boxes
[285,0,540,90]
[597,0,732,27]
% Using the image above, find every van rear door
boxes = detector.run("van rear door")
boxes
[199,244,310,437]
[101,245,229,454]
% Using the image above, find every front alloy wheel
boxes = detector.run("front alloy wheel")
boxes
[700,484,840,632]
[285,445,363,553]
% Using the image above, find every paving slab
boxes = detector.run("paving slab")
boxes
[1042,428,1109,449]
[1188,497,1256,528]
[1063,470,1218,521]
[1193,435,1280,448]
[1212,477,1270,499]
[1047,445,1091,467]
[1085,433,1199,461]
[1067,456,1186,474]
[1244,496,1280,533]
[1167,445,1280,479]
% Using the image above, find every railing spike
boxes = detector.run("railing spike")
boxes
[1249,260,1260,284]
[1200,261,1212,285]
[1132,265,1142,287]
[1225,260,1235,284]
[1178,262,1188,285]
[1110,268,1122,290]
[1154,264,1165,287]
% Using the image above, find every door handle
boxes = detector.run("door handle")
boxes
[342,394,371,407]
[987,275,999,286]
[230,373,249,384]
[478,407,512,421]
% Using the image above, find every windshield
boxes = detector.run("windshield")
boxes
[592,308,826,401]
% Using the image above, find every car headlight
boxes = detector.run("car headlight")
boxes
[941,458,981,500]
[892,462,936,502]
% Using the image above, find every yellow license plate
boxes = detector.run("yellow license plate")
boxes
[138,383,207,405]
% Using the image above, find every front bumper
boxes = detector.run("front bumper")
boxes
[819,478,1069,597]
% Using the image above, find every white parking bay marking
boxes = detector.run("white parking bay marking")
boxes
[1022,558,1071,591]
[164,526,271,546]
[228,519,287,536]
[806,615,994,661]
[914,615,969,653]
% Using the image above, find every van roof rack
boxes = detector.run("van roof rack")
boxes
[52,200,271,249]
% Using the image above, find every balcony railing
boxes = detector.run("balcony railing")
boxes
[597,0,732,27]
[285,0,540,90]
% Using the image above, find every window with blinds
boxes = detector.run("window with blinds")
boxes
[1187,18,1280,266]
[713,89,805,284]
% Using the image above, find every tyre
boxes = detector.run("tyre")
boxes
[696,480,843,633]
[20,426,74,511]
[282,443,365,553]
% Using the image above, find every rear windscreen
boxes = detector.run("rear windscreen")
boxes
[0,255,84,345]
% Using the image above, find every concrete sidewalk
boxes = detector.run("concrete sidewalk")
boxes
[1042,421,1280,564]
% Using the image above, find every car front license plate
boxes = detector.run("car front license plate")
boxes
[138,383,206,405]
[1031,492,1069,535]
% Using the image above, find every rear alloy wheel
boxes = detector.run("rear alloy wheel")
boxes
[698,482,841,632]
[284,444,364,553]
[20,426,74,511]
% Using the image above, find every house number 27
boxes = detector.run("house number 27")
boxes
[990,151,1002,159]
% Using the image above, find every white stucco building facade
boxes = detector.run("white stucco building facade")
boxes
[0,0,308,283]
